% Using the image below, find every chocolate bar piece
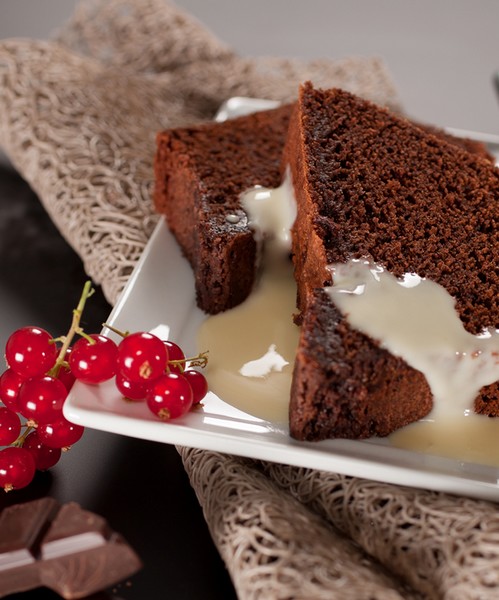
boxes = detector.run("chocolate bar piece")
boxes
[0,497,141,598]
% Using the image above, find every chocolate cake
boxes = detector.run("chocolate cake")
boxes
[154,105,291,314]
[154,85,498,442]
[286,83,499,441]
[154,101,493,317]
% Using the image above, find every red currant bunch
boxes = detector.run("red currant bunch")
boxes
[0,324,85,492]
[113,334,209,420]
[0,282,209,493]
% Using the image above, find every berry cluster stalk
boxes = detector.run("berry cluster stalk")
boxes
[49,281,95,377]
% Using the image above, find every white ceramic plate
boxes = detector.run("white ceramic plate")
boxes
[64,99,499,502]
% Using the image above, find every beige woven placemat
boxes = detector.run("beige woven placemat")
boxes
[1,1,498,598]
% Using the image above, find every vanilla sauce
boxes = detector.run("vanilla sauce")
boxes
[197,250,298,424]
[198,177,499,465]
[198,175,299,424]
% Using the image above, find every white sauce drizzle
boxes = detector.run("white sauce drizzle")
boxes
[326,259,499,465]
[198,177,499,465]
[327,259,499,419]
[239,168,296,252]
[239,344,289,378]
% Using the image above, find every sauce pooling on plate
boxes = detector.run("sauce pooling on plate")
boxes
[197,248,298,425]
[198,178,499,466]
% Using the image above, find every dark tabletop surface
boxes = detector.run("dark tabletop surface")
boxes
[0,164,237,600]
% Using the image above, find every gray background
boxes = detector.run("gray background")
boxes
[1,0,499,134]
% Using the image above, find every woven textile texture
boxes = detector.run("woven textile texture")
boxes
[1,1,498,598]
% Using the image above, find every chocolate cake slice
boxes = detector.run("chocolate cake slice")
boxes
[154,105,291,314]
[286,83,499,441]
[154,87,498,442]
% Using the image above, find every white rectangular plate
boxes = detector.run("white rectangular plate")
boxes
[64,99,499,502]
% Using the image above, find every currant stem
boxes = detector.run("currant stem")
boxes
[102,323,130,338]
[168,350,209,372]
[75,329,96,344]
[13,424,34,447]
[48,281,95,377]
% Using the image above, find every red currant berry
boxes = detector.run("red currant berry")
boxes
[37,417,84,449]
[146,373,193,420]
[5,326,58,378]
[0,407,21,445]
[115,372,150,401]
[17,376,67,424]
[23,430,61,470]
[183,370,208,405]
[0,368,25,412]
[0,406,21,446]
[69,334,118,384]
[0,446,36,491]
[164,340,185,374]
[57,348,76,392]
[117,332,168,383]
